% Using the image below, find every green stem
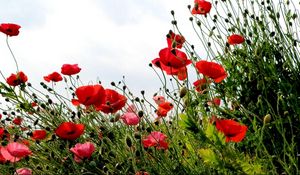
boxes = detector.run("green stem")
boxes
[6,35,19,72]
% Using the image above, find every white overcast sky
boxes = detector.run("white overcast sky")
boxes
[0,0,201,97]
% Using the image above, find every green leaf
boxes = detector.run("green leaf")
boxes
[198,148,218,165]
[178,113,199,133]
[239,160,265,175]
[205,123,225,145]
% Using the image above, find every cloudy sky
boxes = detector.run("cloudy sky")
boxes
[0,0,199,97]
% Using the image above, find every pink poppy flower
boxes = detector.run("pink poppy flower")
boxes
[6,142,32,158]
[16,168,32,175]
[153,96,166,105]
[0,146,21,162]
[121,112,140,125]
[70,142,95,163]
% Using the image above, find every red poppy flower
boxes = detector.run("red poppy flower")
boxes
[158,48,191,69]
[152,48,191,80]
[0,128,4,138]
[72,84,106,109]
[61,64,81,75]
[142,131,168,150]
[191,0,212,15]
[96,89,127,114]
[32,130,47,140]
[6,142,32,158]
[152,58,189,80]
[156,101,173,117]
[43,72,63,82]
[0,128,10,141]
[227,34,245,45]
[55,122,85,140]
[167,30,185,49]
[195,60,227,83]
[70,142,95,163]
[135,171,150,175]
[215,119,248,142]
[20,139,30,146]
[0,23,21,37]
[6,71,28,86]
[208,97,221,106]
[31,102,37,107]
[193,78,210,93]
[13,117,22,125]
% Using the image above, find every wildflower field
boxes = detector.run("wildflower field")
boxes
[0,0,299,174]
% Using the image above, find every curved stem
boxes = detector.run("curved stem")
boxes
[6,35,19,72]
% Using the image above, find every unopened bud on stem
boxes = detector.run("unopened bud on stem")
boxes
[263,114,271,124]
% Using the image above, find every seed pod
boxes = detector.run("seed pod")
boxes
[179,87,188,98]
[263,114,271,124]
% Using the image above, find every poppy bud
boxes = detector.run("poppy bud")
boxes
[138,111,144,117]
[183,98,189,107]
[187,5,191,10]
[89,161,97,167]
[48,99,53,104]
[110,113,120,122]
[135,150,141,157]
[263,114,271,124]
[34,119,39,126]
[146,127,152,133]
[179,87,188,98]
[172,41,177,48]
[134,133,141,139]
[99,126,106,131]
[126,137,132,147]
[170,10,174,15]
[107,132,115,141]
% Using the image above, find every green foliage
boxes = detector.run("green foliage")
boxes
[1,0,299,174]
